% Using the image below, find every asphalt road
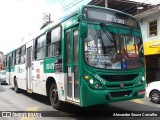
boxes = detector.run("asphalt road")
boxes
[0,84,160,120]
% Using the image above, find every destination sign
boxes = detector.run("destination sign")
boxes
[88,54,112,65]
[83,7,140,29]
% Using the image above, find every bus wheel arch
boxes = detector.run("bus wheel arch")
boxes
[46,77,56,97]
[46,77,64,110]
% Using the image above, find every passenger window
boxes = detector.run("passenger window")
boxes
[47,26,61,57]
[35,34,46,60]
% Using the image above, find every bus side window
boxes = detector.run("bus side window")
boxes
[47,26,61,57]
[12,51,15,66]
[35,34,46,60]
[20,45,26,64]
[15,48,20,65]
[46,32,51,57]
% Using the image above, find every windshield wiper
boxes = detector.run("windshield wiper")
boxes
[100,22,117,50]
[95,26,105,54]
[100,23,114,43]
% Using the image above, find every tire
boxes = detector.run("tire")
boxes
[14,79,20,93]
[49,82,64,110]
[150,90,160,104]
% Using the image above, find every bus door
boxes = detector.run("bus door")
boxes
[9,56,12,84]
[26,47,32,92]
[6,55,11,84]
[66,26,80,103]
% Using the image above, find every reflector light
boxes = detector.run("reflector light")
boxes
[138,90,145,95]
[95,84,99,88]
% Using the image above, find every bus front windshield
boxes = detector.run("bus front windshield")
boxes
[84,24,144,70]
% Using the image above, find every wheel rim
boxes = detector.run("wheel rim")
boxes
[51,88,58,104]
[151,92,160,102]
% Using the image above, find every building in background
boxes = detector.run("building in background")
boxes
[0,51,5,70]
[89,0,155,15]
[135,5,160,83]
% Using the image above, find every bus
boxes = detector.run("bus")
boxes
[5,5,146,110]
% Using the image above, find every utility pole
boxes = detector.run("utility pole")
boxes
[105,0,108,8]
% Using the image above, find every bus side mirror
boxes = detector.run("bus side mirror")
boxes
[79,22,88,38]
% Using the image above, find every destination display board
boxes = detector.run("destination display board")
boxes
[83,7,140,29]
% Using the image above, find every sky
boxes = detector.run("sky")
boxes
[0,0,160,55]
[0,0,91,54]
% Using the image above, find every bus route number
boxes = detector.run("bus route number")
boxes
[46,63,54,70]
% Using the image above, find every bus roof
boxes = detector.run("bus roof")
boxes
[6,5,138,55]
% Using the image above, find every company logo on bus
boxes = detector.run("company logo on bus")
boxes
[120,84,124,88]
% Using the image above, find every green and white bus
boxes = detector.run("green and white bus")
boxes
[5,5,146,109]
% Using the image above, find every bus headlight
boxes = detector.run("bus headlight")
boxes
[89,79,94,84]
[142,76,145,81]
[84,75,104,89]
[138,81,142,85]
[137,76,145,85]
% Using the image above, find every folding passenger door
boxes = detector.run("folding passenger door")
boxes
[26,47,32,92]
[65,26,80,103]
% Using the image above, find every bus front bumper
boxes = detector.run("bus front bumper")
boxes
[80,85,145,107]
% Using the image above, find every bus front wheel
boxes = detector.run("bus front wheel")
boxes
[49,82,64,110]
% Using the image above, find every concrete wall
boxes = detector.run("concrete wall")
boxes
[140,11,160,42]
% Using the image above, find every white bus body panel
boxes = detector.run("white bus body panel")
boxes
[13,64,26,90]
[32,60,47,95]
[46,73,66,101]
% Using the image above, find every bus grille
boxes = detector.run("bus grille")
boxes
[106,83,133,88]
[110,90,132,98]
[100,74,138,82]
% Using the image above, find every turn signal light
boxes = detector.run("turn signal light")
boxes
[84,75,89,79]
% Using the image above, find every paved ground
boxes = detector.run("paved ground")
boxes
[0,84,160,120]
